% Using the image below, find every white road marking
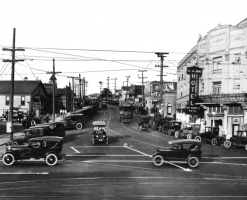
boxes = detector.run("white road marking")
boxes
[0,172,49,175]
[124,145,152,158]
[70,147,80,153]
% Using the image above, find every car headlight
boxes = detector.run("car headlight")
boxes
[96,135,98,138]
[7,145,11,151]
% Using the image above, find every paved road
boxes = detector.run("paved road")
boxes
[0,105,247,199]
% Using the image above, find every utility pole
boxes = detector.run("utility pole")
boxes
[111,77,117,94]
[138,70,147,108]
[67,76,78,112]
[46,59,61,121]
[106,77,110,103]
[125,75,131,101]
[155,52,169,114]
[2,28,25,140]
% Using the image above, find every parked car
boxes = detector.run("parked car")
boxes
[137,116,151,131]
[8,121,66,146]
[91,121,108,145]
[200,126,225,145]
[160,120,182,136]
[2,136,65,166]
[151,114,162,130]
[175,123,201,140]
[63,114,85,130]
[224,130,247,150]
[152,139,202,168]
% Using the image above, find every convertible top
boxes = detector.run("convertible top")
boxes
[168,139,201,145]
[93,121,106,126]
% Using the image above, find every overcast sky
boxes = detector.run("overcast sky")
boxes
[0,0,246,95]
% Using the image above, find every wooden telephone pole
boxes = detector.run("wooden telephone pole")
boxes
[138,70,147,107]
[67,76,78,112]
[2,28,25,140]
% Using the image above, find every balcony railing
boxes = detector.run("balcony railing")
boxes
[199,93,247,103]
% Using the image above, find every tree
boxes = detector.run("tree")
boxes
[100,88,112,100]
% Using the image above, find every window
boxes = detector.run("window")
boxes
[6,96,10,105]
[233,53,241,64]
[213,57,222,71]
[21,96,25,106]
[233,80,240,90]
[212,81,221,95]
[180,86,183,97]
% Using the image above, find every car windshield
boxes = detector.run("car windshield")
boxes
[94,126,106,131]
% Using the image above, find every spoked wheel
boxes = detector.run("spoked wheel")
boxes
[187,134,192,139]
[195,136,201,142]
[211,138,217,146]
[76,123,83,130]
[224,140,231,148]
[2,153,15,166]
[188,157,199,168]
[153,155,164,167]
[45,154,58,166]
[11,141,18,146]
[174,131,179,138]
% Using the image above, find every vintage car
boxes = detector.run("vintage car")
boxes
[224,130,247,150]
[63,114,85,130]
[8,121,66,146]
[2,136,65,166]
[200,126,225,145]
[91,121,108,145]
[152,139,202,168]
[118,102,133,122]
[174,123,201,139]
[137,116,151,131]
[160,120,182,136]
[151,114,162,130]
[158,117,173,132]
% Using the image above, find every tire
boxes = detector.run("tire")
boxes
[211,138,217,146]
[2,153,15,166]
[11,141,18,146]
[174,131,179,138]
[45,153,58,166]
[224,140,231,148]
[76,123,83,130]
[195,136,201,142]
[187,156,199,168]
[168,129,172,136]
[187,134,192,139]
[153,155,164,166]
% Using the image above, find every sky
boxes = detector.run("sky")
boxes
[0,0,246,95]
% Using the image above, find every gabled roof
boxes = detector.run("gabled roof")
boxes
[236,17,247,28]
[0,80,45,95]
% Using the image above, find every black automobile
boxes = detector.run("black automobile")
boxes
[2,136,65,166]
[224,130,247,150]
[158,117,173,132]
[91,121,108,145]
[63,114,85,130]
[152,139,202,168]
[200,126,225,146]
[8,121,66,146]
[160,120,182,136]
[151,114,162,130]
[137,116,151,131]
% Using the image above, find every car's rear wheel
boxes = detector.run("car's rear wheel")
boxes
[45,153,58,166]
[76,123,83,130]
[2,153,15,166]
[211,138,217,146]
[153,155,164,166]
[187,157,199,168]
[195,136,201,142]
[187,134,192,139]
[11,141,18,146]
[174,131,179,138]
[224,140,231,148]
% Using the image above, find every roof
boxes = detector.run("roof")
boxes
[168,139,201,145]
[0,80,44,95]
[93,121,106,126]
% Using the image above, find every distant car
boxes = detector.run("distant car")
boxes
[200,126,225,146]
[2,136,65,166]
[64,114,85,130]
[160,120,182,136]
[137,116,151,131]
[8,121,66,146]
[224,130,247,150]
[152,139,202,168]
[91,121,108,145]
[175,123,201,140]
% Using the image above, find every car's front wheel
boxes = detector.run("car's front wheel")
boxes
[224,140,231,148]
[45,153,58,166]
[195,136,201,142]
[153,155,164,166]
[187,156,199,168]
[76,123,83,130]
[211,138,217,146]
[187,134,192,139]
[2,153,15,166]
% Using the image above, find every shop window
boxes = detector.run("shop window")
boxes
[21,96,25,106]
[233,80,240,90]
[228,106,243,115]
[6,96,10,106]
[212,81,221,95]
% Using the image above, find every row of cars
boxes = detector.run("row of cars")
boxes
[1,105,99,166]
